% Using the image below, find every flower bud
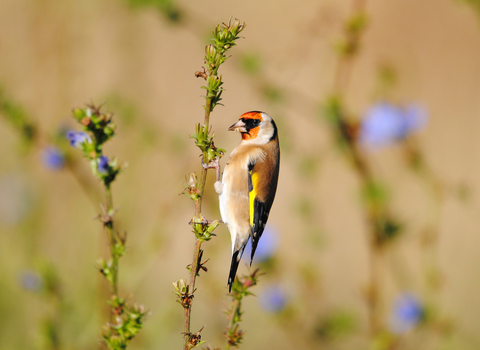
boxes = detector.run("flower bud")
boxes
[187,172,197,188]
[173,279,188,294]
[205,44,217,58]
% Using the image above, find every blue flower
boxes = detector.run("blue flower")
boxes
[390,293,424,333]
[98,156,109,174]
[359,102,427,148]
[66,130,91,148]
[242,226,278,263]
[259,285,287,313]
[19,270,42,292]
[42,147,64,170]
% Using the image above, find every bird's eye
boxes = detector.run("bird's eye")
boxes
[253,119,260,126]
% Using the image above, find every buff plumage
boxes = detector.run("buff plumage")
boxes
[215,111,280,292]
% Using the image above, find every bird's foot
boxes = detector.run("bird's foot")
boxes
[188,217,223,225]
[201,157,220,170]
[201,157,222,182]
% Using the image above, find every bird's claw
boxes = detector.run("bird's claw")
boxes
[188,218,223,225]
[201,157,220,170]
[201,157,222,182]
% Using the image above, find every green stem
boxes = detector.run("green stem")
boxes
[105,185,118,296]
[106,185,113,212]
[225,298,241,350]
[204,99,212,131]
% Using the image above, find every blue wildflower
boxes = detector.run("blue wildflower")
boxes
[359,102,427,148]
[98,156,109,174]
[19,270,42,292]
[259,285,287,313]
[66,130,91,148]
[42,147,64,170]
[390,293,424,333]
[242,226,278,263]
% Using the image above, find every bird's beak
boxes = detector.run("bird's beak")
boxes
[228,120,247,133]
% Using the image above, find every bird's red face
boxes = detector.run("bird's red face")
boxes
[228,111,263,141]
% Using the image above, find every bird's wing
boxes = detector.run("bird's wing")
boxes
[248,150,279,263]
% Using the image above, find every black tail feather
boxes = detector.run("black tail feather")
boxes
[250,239,258,266]
[227,250,240,292]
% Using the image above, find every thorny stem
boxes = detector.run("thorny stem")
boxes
[183,98,213,350]
[182,18,245,348]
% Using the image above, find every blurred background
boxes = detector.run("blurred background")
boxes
[1,0,480,349]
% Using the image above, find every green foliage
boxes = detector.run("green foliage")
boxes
[375,216,403,244]
[322,95,358,153]
[98,258,119,286]
[71,105,116,156]
[181,173,201,201]
[361,181,404,244]
[225,269,261,349]
[190,123,225,164]
[103,297,147,350]
[68,103,145,349]
[0,89,36,150]
[190,215,219,242]
[173,279,190,306]
[199,18,245,114]
[229,269,259,301]
[314,309,357,341]
[124,0,182,23]
[335,12,369,58]
[69,105,122,188]
[361,180,389,210]
[211,18,245,55]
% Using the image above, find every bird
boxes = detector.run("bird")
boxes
[215,111,280,292]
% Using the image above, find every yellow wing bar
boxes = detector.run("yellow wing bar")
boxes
[249,171,259,226]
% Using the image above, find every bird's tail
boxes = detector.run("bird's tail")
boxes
[227,246,246,292]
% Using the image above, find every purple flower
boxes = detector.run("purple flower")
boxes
[390,293,424,333]
[42,147,64,170]
[242,226,278,263]
[359,102,427,148]
[259,285,287,313]
[98,156,109,174]
[66,130,91,148]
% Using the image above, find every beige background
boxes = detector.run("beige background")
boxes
[0,0,479,349]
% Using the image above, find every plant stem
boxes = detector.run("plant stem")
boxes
[347,133,383,334]
[183,98,212,350]
[105,185,118,297]
[225,298,241,350]
[330,0,387,334]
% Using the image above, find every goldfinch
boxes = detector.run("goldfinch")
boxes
[215,111,280,292]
